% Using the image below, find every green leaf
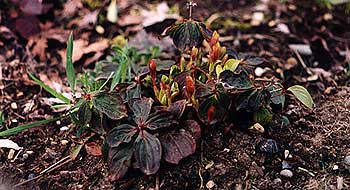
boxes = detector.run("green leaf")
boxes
[66,32,76,93]
[215,65,223,79]
[223,59,240,72]
[134,130,161,175]
[92,92,127,120]
[77,101,92,125]
[110,46,130,91]
[108,143,133,181]
[267,84,285,107]
[27,71,71,104]
[220,70,253,91]
[253,107,273,126]
[287,85,314,109]
[160,129,196,164]
[0,116,65,137]
[107,124,138,148]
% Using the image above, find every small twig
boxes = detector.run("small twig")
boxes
[187,1,197,19]
[40,155,71,174]
[198,167,204,189]
[155,175,160,190]
[14,156,72,187]
[293,50,313,76]
[298,167,316,177]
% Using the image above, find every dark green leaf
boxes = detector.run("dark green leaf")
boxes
[281,115,290,125]
[220,70,253,91]
[89,109,104,135]
[253,107,273,126]
[134,130,161,175]
[198,94,230,124]
[66,32,76,93]
[146,110,177,130]
[166,21,204,51]
[27,71,71,104]
[77,101,92,125]
[236,89,269,111]
[107,124,138,148]
[246,57,265,66]
[160,129,196,164]
[109,143,133,181]
[287,85,314,109]
[267,84,285,107]
[93,92,127,120]
[129,97,153,123]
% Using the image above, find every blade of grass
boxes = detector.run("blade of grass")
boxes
[0,115,66,137]
[66,32,76,94]
[27,71,71,104]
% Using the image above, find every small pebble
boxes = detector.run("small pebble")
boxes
[28,173,36,179]
[280,169,293,178]
[206,180,215,189]
[60,126,69,131]
[344,155,350,166]
[26,150,34,155]
[11,102,18,109]
[282,160,292,169]
[333,165,339,170]
[273,178,282,184]
[284,150,292,159]
[22,153,29,159]
[61,140,69,145]
[7,149,15,160]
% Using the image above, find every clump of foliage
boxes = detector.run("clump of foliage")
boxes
[0,3,314,181]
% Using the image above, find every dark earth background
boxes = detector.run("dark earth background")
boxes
[1,0,350,189]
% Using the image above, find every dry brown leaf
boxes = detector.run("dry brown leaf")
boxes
[59,39,109,66]
[63,0,83,17]
[28,36,47,62]
[85,142,102,156]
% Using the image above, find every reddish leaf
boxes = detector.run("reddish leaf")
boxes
[146,110,177,130]
[167,100,186,119]
[161,129,196,164]
[107,124,138,148]
[85,142,102,156]
[183,120,201,139]
[129,97,153,123]
[194,80,216,99]
[109,143,133,181]
[134,131,161,175]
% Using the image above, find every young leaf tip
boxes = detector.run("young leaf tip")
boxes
[287,85,314,109]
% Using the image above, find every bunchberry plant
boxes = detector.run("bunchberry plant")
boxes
[0,3,313,182]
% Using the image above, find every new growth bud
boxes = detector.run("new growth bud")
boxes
[185,75,195,99]
[148,59,157,86]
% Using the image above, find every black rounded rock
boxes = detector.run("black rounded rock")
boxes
[256,139,279,154]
